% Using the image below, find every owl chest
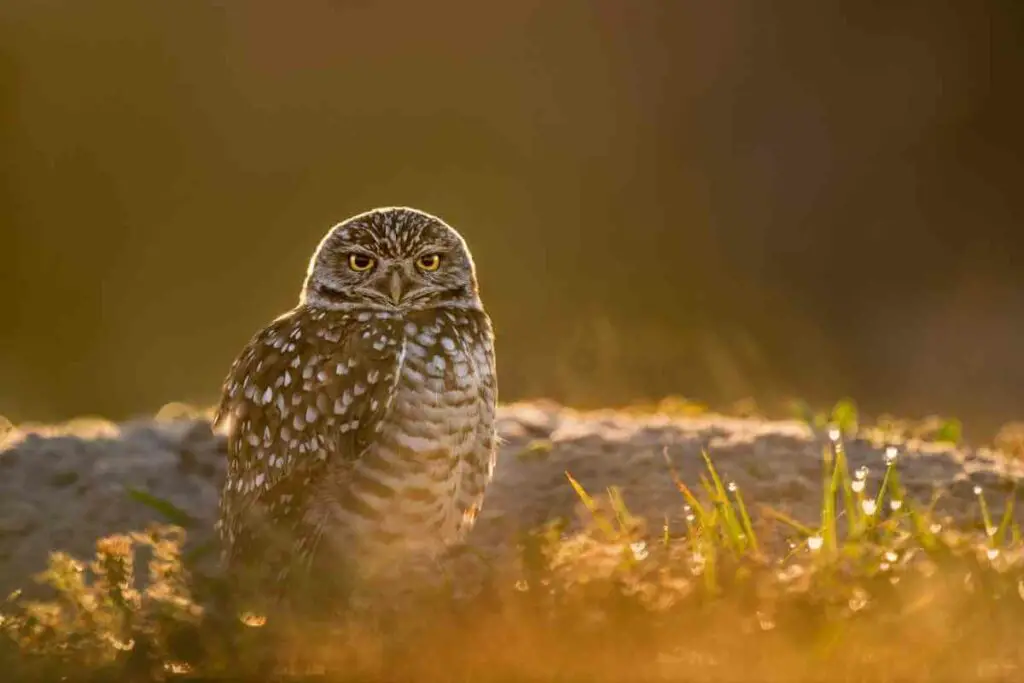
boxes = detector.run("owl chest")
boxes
[337,331,488,550]
[377,334,486,463]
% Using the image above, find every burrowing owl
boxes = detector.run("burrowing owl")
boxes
[213,207,497,601]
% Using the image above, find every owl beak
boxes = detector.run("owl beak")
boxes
[387,270,403,306]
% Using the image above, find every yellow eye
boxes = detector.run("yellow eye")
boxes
[348,253,375,272]
[417,254,441,271]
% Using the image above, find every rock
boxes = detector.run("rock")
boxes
[0,501,38,537]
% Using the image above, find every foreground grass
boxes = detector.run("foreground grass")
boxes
[2,423,1024,682]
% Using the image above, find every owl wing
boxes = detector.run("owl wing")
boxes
[452,309,499,530]
[214,308,406,570]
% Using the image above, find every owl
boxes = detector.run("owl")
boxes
[213,207,497,605]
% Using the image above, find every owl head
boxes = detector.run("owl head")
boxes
[300,207,484,312]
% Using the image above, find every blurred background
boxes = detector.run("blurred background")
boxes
[1,1,1022,437]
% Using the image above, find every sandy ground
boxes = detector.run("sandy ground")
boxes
[2,401,1023,596]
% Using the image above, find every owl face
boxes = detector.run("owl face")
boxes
[301,207,482,313]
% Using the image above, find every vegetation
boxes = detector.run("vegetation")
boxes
[3,402,1024,682]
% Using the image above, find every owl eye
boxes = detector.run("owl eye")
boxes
[348,253,376,272]
[416,253,441,272]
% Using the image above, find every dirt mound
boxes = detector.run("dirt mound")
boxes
[2,401,1022,596]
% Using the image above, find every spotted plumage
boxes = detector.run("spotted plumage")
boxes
[214,207,497,599]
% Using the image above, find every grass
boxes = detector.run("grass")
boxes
[3,404,1024,682]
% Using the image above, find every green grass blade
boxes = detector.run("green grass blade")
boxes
[730,485,759,555]
[760,506,817,537]
[699,451,746,553]
[835,441,857,539]
[125,487,196,528]
[994,488,1016,547]
[663,448,709,520]
[606,485,635,535]
[822,444,839,555]
[975,485,995,543]
[873,463,894,520]
[565,471,618,540]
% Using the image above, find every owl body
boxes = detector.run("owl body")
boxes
[214,208,497,595]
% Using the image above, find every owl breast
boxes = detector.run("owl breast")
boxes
[315,308,496,574]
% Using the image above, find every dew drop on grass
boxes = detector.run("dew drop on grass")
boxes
[889,499,903,511]
[856,466,869,481]
[848,588,869,612]
[918,558,938,578]
[164,661,192,675]
[861,500,878,516]
[879,562,890,571]
[690,551,706,575]
[239,612,267,627]
[851,480,865,493]
[727,481,738,493]
[987,548,1000,561]
[808,535,824,551]
[631,541,649,561]
[929,523,942,534]
[884,550,899,563]
[515,579,529,592]
[757,611,776,631]
[108,636,136,651]
[686,514,696,523]
[973,485,983,496]
[884,446,899,465]
[828,426,841,443]
[777,564,805,582]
